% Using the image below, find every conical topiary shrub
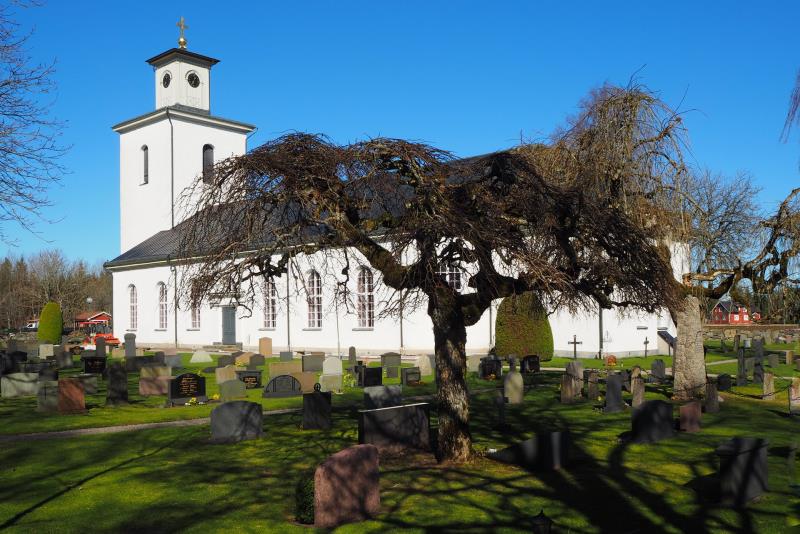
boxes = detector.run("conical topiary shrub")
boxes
[495,292,553,361]
[37,301,63,345]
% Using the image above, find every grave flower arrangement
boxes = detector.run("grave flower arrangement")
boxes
[184,397,206,406]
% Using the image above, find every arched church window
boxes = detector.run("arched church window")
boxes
[142,145,149,184]
[306,270,322,328]
[437,262,462,291]
[357,267,374,328]
[263,279,277,329]
[128,285,138,330]
[157,282,168,330]
[191,304,201,329]
[202,144,214,183]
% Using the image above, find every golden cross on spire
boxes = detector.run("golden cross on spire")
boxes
[177,16,189,49]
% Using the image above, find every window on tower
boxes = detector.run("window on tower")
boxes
[142,145,149,184]
[202,144,214,183]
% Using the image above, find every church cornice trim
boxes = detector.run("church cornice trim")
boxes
[112,106,255,135]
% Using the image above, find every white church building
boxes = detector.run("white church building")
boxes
[105,38,684,357]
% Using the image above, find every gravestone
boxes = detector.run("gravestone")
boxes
[679,401,701,432]
[585,369,599,401]
[789,378,800,416]
[262,374,302,398]
[269,361,302,377]
[303,387,332,430]
[358,402,430,450]
[38,365,59,382]
[189,350,212,363]
[364,385,402,409]
[717,373,732,391]
[319,357,343,393]
[762,372,775,401]
[479,356,502,380]
[416,354,434,376]
[302,354,325,373]
[124,333,136,358]
[247,354,266,369]
[291,371,318,393]
[210,401,263,443]
[280,351,294,362]
[258,337,272,357]
[504,359,524,404]
[560,373,580,404]
[313,445,380,528]
[752,338,764,360]
[215,365,238,384]
[604,374,625,413]
[235,352,256,366]
[319,373,342,393]
[139,366,172,396]
[219,379,247,402]
[705,382,720,413]
[82,355,107,375]
[165,354,182,368]
[631,372,645,409]
[322,356,342,376]
[467,354,482,374]
[217,354,234,367]
[785,350,795,365]
[348,346,357,372]
[95,337,106,358]
[235,369,262,389]
[106,362,128,405]
[767,353,779,368]
[358,366,382,387]
[715,437,769,507]
[401,367,421,386]
[151,352,165,366]
[168,373,207,405]
[380,352,402,379]
[736,349,747,386]
[733,334,740,353]
[745,357,754,376]
[753,359,764,385]
[1,373,39,397]
[58,378,86,414]
[55,347,73,369]
[630,400,675,443]
[619,369,632,392]
[39,344,54,359]
[487,430,571,471]
[521,355,540,374]
[650,359,666,384]
[76,373,98,395]
[36,380,59,413]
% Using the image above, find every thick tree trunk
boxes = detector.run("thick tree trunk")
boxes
[430,306,472,463]
[672,295,706,400]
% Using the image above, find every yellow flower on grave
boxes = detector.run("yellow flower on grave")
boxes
[211,393,220,400]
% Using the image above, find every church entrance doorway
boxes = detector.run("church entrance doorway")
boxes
[221,306,236,345]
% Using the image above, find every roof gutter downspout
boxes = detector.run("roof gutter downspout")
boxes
[166,109,175,229]
[168,254,178,350]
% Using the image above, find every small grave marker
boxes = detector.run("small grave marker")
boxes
[168,373,207,406]
[210,401,263,443]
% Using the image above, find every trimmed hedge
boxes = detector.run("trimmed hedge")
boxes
[37,301,63,345]
[495,292,553,361]
[294,470,315,524]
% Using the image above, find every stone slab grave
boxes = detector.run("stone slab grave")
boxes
[364,385,402,409]
[139,366,172,396]
[279,351,294,362]
[125,355,155,373]
[715,437,769,507]
[478,356,502,380]
[679,400,702,432]
[467,354,482,374]
[319,373,342,393]
[152,351,166,366]
[521,355,540,374]
[560,361,583,404]
[619,368,632,392]
[736,349,747,386]
[164,354,182,369]
[303,387,332,430]
[235,352,256,366]
[313,444,380,528]
[210,401,263,443]
[487,430,571,471]
[258,336,272,357]
[269,361,302,378]
[247,354,266,370]
[358,402,430,451]
[39,344,54,359]
[584,369,599,401]
[604,373,625,413]
[401,367,421,386]
[124,333,136,358]
[1,373,39,398]
[357,366,382,387]
[168,373,207,406]
[291,371,318,393]
[262,374,303,398]
[762,372,775,401]
[752,338,765,360]
[744,357,754,376]
[717,374,732,391]
[416,354,434,376]
[630,400,675,443]
[380,352,402,379]
[217,354,234,368]
[106,362,128,406]
[347,346,357,373]
[82,355,107,375]
[705,382,720,413]
[58,377,86,414]
[189,350,213,364]
[790,378,800,416]
[235,369,262,389]
[650,359,666,384]
[322,356,342,376]
[753,358,764,385]
[631,367,645,409]
[55,347,73,369]
[95,337,106,358]
[76,373,99,395]
[215,365,237,384]
[786,350,795,365]
[37,380,59,413]
[38,365,59,382]
[302,354,325,373]
[504,358,524,404]
[219,379,247,403]
[766,353,779,368]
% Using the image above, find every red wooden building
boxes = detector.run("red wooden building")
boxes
[709,301,752,324]
[73,311,112,331]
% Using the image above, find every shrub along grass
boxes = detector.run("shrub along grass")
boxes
[0,374,797,532]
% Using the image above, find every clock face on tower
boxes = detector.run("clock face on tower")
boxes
[162,72,171,88]
[187,72,200,88]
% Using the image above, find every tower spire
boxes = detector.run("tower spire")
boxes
[176,16,188,49]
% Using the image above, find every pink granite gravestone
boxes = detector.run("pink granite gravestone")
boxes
[314,444,380,528]
[679,400,701,432]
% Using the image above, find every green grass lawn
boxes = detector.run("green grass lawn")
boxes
[1,373,798,532]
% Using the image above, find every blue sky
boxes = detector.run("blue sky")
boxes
[5,1,800,265]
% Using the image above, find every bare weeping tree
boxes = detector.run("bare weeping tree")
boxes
[0,2,67,243]
[176,84,685,462]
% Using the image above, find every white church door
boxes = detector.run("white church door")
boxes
[221,306,237,345]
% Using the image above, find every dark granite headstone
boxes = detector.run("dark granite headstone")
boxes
[124,333,136,358]
[302,354,325,373]
[262,374,303,398]
[753,359,764,385]
[106,362,128,406]
[303,389,332,430]
[715,437,769,507]
[717,373,732,391]
[363,385,402,409]
[630,400,675,443]
[604,374,625,413]
[401,367,421,386]
[235,369,262,389]
[752,338,764,360]
[358,402,430,450]
[487,431,571,471]
[152,351,166,365]
[585,369,599,400]
[705,382,719,413]
[737,349,747,386]
[358,366,382,387]
[95,337,106,358]
[210,401,263,443]
[650,359,666,384]
[217,355,234,367]
[168,373,207,406]
[521,355,540,374]
[83,355,107,375]
[478,356,502,380]
[38,365,59,382]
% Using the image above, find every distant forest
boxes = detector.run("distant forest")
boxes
[0,250,111,330]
